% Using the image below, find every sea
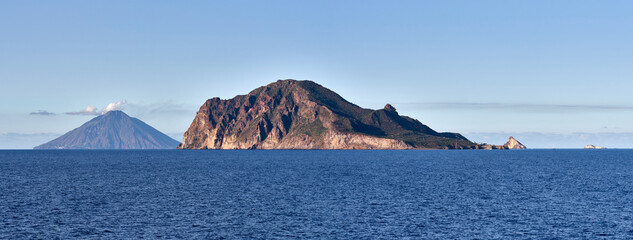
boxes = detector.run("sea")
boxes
[1,150,633,239]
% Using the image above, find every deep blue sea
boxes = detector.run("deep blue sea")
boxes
[1,150,633,239]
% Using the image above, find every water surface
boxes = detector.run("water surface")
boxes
[1,150,632,239]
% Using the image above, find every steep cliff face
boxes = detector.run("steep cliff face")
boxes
[503,136,527,149]
[178,80,479,149]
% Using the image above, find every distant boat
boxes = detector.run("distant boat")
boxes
[584,145,606,149]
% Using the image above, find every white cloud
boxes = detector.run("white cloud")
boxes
[66,106,99,115]
[100,99,127,114]
[65,99,128,116]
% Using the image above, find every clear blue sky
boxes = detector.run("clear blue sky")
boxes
[2,0,633,148]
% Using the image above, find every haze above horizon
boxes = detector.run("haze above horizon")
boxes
[1,1,632,149]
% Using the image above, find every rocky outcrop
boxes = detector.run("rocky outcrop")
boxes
[178,79,482,149]
[35,111,180,149]
[476,144,508,150]
[503,136,527,149]
[584,145,606,149]
[383,104,397,113]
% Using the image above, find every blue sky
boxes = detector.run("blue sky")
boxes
[1,0,633,148]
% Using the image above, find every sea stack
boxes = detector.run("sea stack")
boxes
[503,136,527,149]
[179,79,481,149]
[584,145,606,149]
[34,111,180,149]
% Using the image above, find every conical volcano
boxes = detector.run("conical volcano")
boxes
[35,111,180,149]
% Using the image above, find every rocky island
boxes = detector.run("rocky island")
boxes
[584,145,606,149]
[503,136,527,149]
[179,79,509,150]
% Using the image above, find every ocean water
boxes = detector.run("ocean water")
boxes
[1,150,633,239]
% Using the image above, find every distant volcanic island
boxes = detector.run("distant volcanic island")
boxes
[179,79,524,150]
[35,111,180,149]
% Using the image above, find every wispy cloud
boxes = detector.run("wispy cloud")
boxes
[29,110,55,116]
[66,106,99,115]
[396,102,633,112]
[123,102,197,134]
[127,102,197,116]
[66,100,128,116]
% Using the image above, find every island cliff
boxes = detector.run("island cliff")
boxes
[179,80,483,150]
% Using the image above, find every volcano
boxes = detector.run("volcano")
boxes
[35,111,179,149]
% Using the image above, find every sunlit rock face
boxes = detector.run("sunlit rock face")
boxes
[503,136,527,150]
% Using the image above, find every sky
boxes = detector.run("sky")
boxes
[1,0,633,149]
